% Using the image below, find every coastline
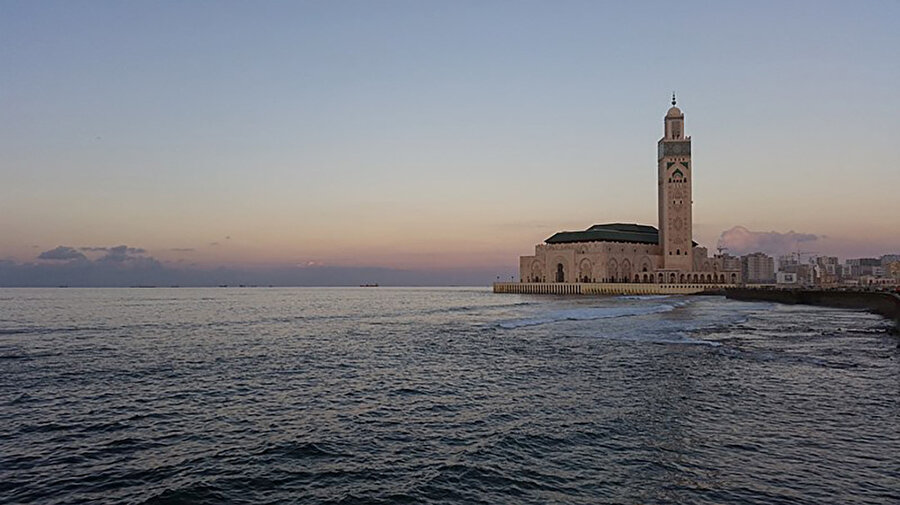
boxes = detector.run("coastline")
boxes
[725,287,900,334]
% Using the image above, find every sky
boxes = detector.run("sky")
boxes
[1,1,898,285]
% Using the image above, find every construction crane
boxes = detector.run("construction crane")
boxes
[795,250,818,263]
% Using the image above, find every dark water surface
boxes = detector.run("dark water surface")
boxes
[1,287,898,504]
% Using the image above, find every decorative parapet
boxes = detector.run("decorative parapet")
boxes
[493,282,733,295]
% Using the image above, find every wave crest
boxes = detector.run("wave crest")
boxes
[498,303,678,329]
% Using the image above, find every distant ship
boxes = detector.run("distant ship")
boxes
[360,283,379,287]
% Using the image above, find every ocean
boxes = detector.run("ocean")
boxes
[1,287,898,504]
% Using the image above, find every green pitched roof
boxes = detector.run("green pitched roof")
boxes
[544,222,697,246]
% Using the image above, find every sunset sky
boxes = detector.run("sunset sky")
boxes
[2,1,898,282]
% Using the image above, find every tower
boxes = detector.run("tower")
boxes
[658,94,693,271]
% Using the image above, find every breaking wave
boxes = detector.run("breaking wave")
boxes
[498,303,679,329]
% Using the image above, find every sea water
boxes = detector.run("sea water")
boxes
[1,287,898,504]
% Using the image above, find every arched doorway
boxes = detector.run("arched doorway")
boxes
[530,261,543,283]
[556,263,565,283]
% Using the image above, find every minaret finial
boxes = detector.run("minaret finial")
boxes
[671,92,676,106]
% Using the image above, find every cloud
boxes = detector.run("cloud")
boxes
[80,246,146,254]
[209,242,220,247]
[717,226,819,256]
[37,246,87,261]
[169,248,195,252]
[5,243,173,286]
[97,245,154,265]
[40,244,158,267]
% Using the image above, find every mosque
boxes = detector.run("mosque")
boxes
[506,97,741,293]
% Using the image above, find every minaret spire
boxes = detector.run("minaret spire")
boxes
[671,92,676,106]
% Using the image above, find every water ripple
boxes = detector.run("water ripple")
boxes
[1,287,898,504]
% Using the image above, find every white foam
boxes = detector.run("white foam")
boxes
[498,303,677,329]
[622,335,722,346]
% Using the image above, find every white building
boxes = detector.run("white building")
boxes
[776,272,798,285]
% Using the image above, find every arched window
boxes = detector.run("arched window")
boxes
[556,263,565,283]
[578,259,592,283]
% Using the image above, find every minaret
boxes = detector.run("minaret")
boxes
[658,94,693,271]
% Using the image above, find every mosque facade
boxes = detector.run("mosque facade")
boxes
[517,98,741,286]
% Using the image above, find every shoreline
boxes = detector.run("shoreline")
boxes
[725,287,900,334]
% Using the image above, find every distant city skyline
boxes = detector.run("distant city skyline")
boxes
[2,1,898,285]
